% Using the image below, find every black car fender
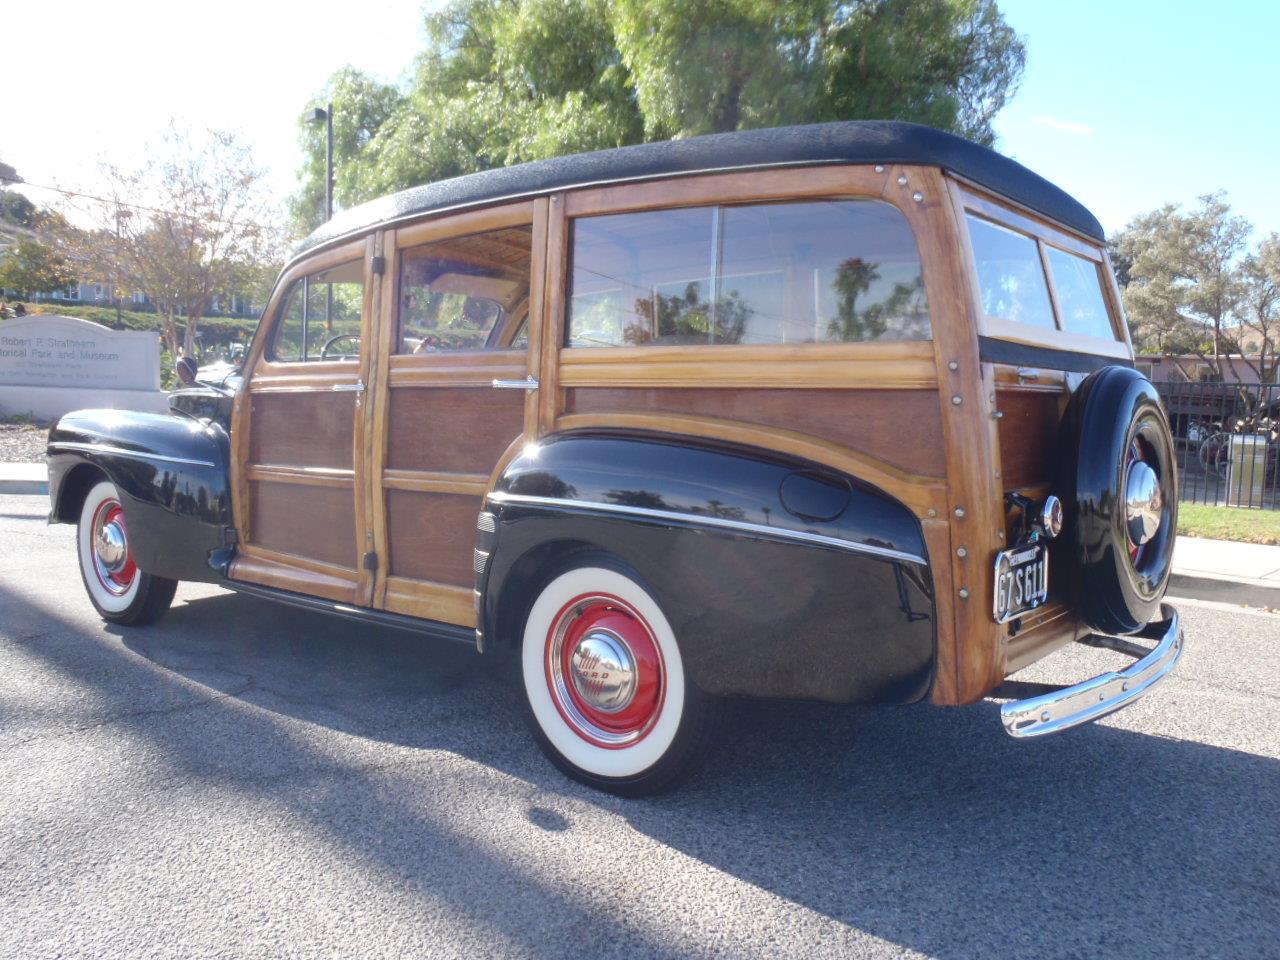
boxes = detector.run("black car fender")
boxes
[476,432,937,705]
[47,409,233,583]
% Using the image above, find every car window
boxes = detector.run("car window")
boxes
[1044,245,1115,340]
[271,260,365,362]
[966,214,1056,330]
[398,226,532,353]
[567,199,930,348]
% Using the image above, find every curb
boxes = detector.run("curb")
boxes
[1168,571,1280,609]
[0,478,47,495]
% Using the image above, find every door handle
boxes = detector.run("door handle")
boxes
[1016,368,1040,382]
[492,376,539,390]
[332,381,366,393]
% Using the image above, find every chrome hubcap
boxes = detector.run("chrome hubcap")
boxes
[1125,459,1162,546]
[570,631,637,714]
[95,521,128,572]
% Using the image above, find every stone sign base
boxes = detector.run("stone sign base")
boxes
[0,384,170,422]
[0,314,169,422]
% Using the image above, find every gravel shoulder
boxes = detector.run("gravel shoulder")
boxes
[0,423,47,463]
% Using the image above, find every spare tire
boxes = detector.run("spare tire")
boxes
[1060,366,1177,635]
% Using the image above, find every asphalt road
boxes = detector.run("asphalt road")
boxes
[1,492,1277,960]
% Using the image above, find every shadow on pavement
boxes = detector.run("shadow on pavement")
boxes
[7,582,1279,956]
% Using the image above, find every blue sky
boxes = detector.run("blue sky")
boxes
[3,1,1275,243]
[993,0,1280,239]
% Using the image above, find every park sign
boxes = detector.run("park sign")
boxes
[0,314,168,420]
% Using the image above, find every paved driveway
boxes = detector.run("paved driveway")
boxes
[0,493,1277,959]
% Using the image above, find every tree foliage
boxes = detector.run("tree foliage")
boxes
[292,0,1025,234]
[0,235,76,297]
[81,127,282,359]
[1113,193,1280,383]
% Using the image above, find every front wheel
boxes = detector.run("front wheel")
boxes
[77,479,177,625]
[520,558,719,796]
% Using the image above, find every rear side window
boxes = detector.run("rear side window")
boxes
[271,260,365,362]
[1044,245,1113,339]
[567,199,930,348]
[966,214,1056,330]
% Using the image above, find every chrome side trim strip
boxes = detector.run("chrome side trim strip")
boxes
[48,441,217,469]
[485,490,927,565]
[1000,603,1183,738]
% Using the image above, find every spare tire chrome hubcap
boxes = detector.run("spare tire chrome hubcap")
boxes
[1125,459,1162,546]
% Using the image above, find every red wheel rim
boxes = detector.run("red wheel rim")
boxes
[544,592,665,749]
[91,499,137,596]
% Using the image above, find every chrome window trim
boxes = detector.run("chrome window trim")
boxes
[48,441,217,469]
[485,490,926,566]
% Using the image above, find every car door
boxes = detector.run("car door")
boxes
[367,202,545,627]
[229,236,382,605]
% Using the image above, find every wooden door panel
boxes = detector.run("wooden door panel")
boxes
[385,490,484,586]
[249,393,356,469]
[386,387,524,475]
[250,481,359,569]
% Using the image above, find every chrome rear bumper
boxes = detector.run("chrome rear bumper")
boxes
[1000,603,1183,738]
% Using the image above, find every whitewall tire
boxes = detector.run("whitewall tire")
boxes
[520,558,718,795]
[76,479,177,625]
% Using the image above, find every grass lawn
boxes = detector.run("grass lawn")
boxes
[1177,503,1280,545]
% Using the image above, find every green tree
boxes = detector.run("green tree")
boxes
[1238,234,1280,384]
[0,190,38,230]
[0,236,75,297]
[1112,193,1250,373]
[293,0,1026,233]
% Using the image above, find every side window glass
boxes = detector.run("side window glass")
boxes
[567,199,930,348]
[1044,246,1115,340]
[270,260,365,362]
[398,226,532,353]
[966,214,1056,330]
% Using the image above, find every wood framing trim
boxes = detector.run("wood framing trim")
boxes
[951,179,1102,258]
[564,164,894,217]
[382,469,488,495]
[555,410,946,519]
[387,352,526,387]
[393,202,534,251]
[230,544,360,606]
[924,169,1007,704]
[558,341,938,390]
[539,193,567,436]
[383,577,477,628]
[246,464,354,488]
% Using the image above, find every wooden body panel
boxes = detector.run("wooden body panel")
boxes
[386,385,525,474]
[565,387,946,479]
[385,490,484,586]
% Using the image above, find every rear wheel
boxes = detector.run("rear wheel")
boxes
[77,479,177,625]
[519,557,719,796]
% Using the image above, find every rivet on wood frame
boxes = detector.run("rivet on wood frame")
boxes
[897,175,908,185]
[951,395,962,405]
[927,508,938,517]
[875,164,885,173]
[958,588,970,599]
[912,192,924,203]
[948,360,959,371]
[956,547,968,558]
[954,507,966,518]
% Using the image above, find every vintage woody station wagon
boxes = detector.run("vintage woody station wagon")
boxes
[47,122,1183,794]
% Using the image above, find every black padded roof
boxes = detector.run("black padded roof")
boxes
[294,120,1104,259]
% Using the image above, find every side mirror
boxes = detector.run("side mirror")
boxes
[175,356,198,387]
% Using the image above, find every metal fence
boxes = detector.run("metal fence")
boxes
[1152,380,1280,510]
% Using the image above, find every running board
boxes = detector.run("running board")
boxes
[223,579,479,648]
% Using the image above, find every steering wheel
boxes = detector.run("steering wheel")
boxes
[320,333,360,360]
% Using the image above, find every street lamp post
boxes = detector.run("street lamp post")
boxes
[304,104,335,332]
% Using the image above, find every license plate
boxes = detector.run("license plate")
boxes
[993,541,1049,623]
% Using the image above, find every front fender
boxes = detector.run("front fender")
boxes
[47,409,232,583]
